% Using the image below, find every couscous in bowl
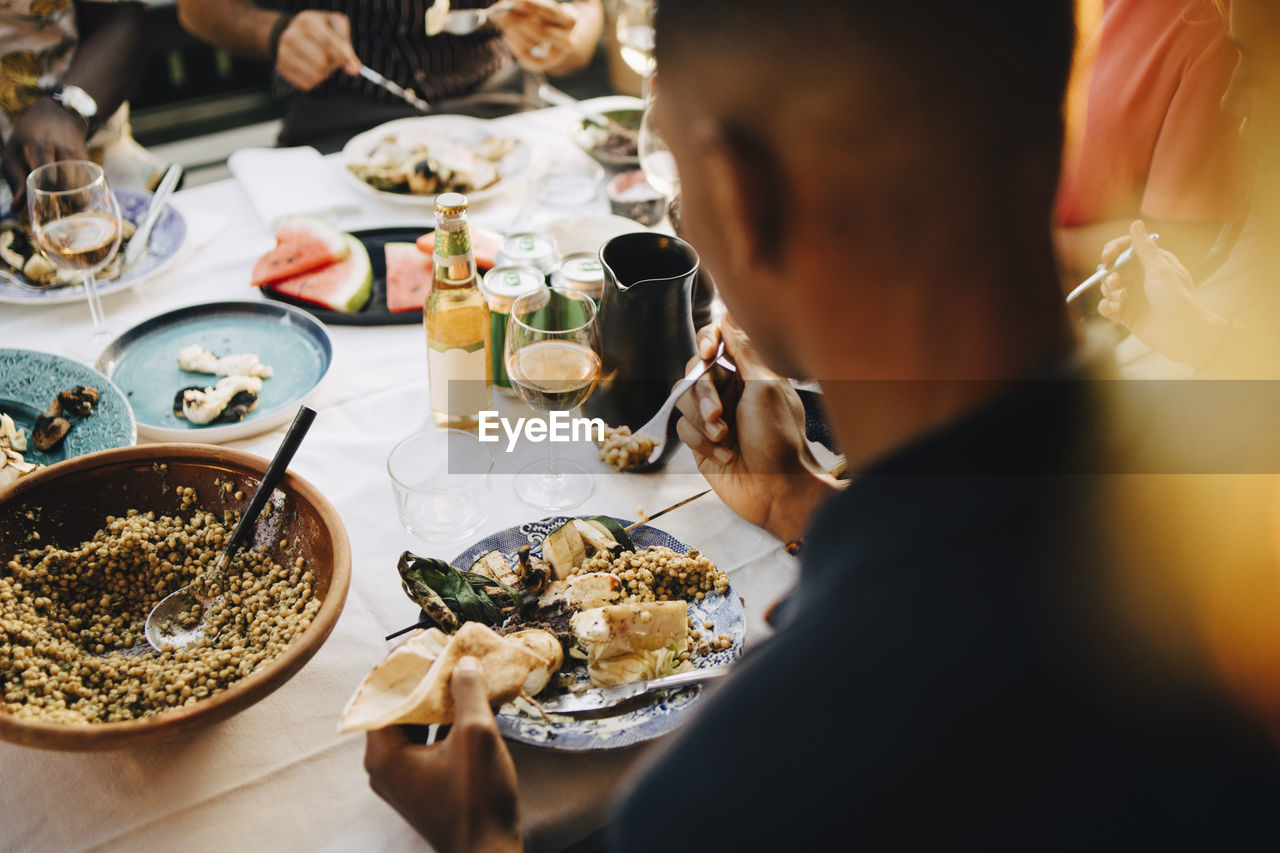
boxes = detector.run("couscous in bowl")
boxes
[0,444,349,750]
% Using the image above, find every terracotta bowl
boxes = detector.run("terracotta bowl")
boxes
[0,444,350,751]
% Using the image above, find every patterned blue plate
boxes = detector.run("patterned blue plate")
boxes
[0,188,187,305]
[0,348,136,468]
[95,301,332,444]
[451,516,745,752]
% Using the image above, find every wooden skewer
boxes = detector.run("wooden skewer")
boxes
[624,488,713,532]
[519,691,556,725]
[624,458,848,533]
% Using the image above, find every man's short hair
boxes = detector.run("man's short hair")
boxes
[655,1,1076,152]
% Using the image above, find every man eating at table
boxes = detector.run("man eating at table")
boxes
[363,1,1280,849]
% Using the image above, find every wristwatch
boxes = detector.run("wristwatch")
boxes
[42,81,99,129]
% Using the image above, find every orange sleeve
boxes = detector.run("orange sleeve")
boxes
[1141,30,1248,223]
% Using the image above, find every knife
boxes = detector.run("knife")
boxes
[535,662,733,715]
[122,163,183,270]
[359,64,432,113]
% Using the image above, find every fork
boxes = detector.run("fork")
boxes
[1064,232,1159,305]
[631,341,736,468]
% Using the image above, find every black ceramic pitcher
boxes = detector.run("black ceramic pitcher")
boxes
[582,232,700,469]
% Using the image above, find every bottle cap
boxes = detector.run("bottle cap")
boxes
[435,193,468,215]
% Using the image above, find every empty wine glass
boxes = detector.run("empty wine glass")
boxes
[505,287,601,510]
[639,93,679,200]
[27,160,122,360]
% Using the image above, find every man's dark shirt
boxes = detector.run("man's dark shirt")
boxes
[612,373,1280,850]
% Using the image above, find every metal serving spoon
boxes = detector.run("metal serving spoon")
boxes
[121,163,183,271]
[143,406,317,652]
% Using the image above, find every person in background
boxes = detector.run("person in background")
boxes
[362,1,1280,850]
[1098,0,1280,376]
[176,0,603,149]
[1054,0,1248,290]
[1,0,162,212]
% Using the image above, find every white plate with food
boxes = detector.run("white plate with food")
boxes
[569,95,645,169]
[341,115,532,206]
[343,515,744,751]
[0,188,187,305]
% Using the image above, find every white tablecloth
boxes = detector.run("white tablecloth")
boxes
[0,107,802,852]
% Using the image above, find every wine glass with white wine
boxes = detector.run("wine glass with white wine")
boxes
[616,0,656,99]
[505,286,602,510]
[26,160,122,361]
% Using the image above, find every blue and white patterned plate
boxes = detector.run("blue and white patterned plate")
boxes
[451,516,745,752]
[0,348,136,468]
[0,188,187,305]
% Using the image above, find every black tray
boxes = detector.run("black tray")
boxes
[261,225,432,326]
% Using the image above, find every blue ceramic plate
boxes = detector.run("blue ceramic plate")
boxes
[95,301,331,443]
[0,348,136,468]
[451,516,745,752]
[0,188,187,305]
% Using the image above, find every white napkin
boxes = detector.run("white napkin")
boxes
[227,146,361,228]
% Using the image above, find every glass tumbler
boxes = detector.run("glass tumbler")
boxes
[388,428,493,543]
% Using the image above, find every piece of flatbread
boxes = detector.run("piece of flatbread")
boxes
[339,628,449,732]
[340,622,544,731]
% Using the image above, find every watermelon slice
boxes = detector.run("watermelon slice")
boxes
[416,224,503,271]
[251,216,350,288]
[264,234,372,312]
[385,243,434,313]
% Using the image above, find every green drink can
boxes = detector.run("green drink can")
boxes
[496,232,560,275]
[482,265,546,388]
[550,252,605,302]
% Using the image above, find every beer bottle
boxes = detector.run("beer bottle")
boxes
[425,193,492,428]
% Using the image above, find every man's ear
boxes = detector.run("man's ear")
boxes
[696,122,784,275]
